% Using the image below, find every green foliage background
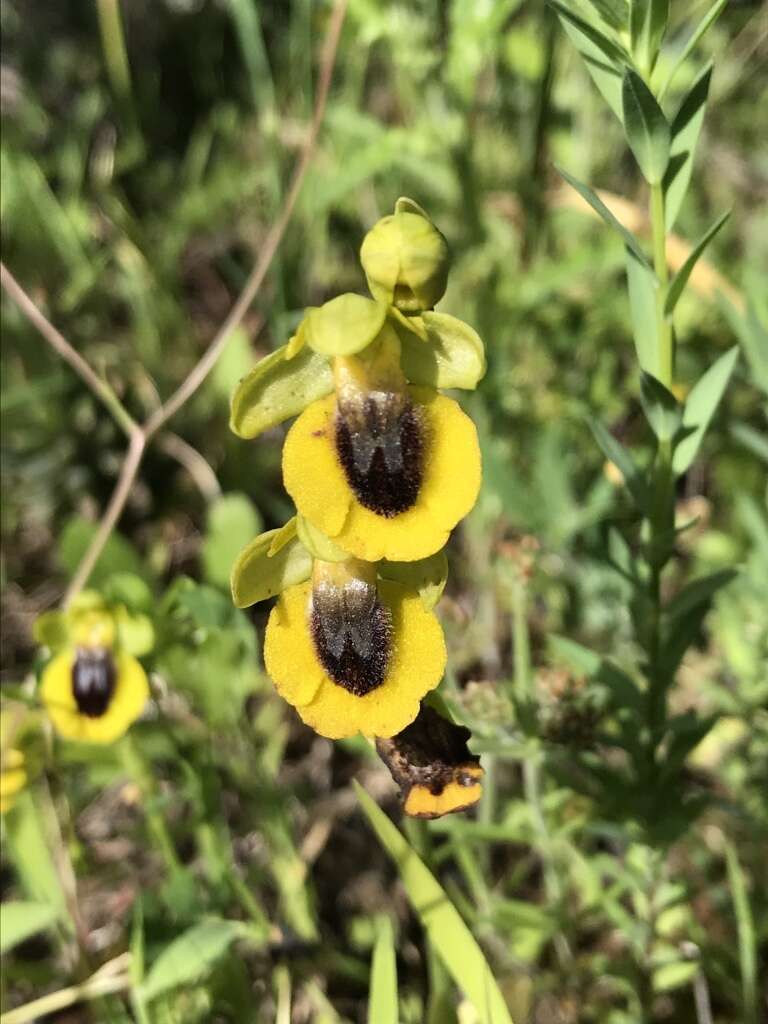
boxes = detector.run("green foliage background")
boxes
[1,1,766,1021]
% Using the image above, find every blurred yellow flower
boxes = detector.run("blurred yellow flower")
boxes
[0,748,27,815]
[40,609,149,744]
[264,562,446,739]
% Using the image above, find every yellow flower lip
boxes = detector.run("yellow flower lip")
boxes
[403,768,483,819]
[283,386,481,562]
[41,647,149,745]
[264,577,446,739]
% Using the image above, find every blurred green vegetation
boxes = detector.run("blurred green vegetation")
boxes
[1,1,766,1022]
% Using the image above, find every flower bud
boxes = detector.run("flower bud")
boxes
[360,210,450,312]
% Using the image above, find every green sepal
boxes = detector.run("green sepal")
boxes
[396,312,486,390]
[32,611,70,651]
[114,607,155,657]
[304,293,387,358]
[267,517,299,556]
[394,196,430,219]
[296,515,349,563]
[230,523,313,608]
[229,344,333,440]
[379,550,449,611]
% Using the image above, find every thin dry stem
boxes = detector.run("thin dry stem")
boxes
[1,0,347,608]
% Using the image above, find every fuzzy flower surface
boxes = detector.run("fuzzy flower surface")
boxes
[283,382,480,563]
[264,562,446,739]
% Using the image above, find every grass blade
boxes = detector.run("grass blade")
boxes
[724,840,758,1024]
[556,166,651,267]
[354,782,514,1024]
[368,915,398,1024]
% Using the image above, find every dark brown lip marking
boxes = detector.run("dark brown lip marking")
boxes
[72,648,117,718]
[375,704,482,815]
[311,578,392,696]
[335,392,424,517]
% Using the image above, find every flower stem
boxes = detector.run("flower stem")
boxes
[120,734,183,879]
[646,181,676,753]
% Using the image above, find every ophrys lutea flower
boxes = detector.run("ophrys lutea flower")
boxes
[264,558,446,739]
[41,607,149,744]
[283,326,481,562]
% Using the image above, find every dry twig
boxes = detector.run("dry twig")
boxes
[0,0,347,607]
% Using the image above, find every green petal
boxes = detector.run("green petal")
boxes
[397,312,486,390]
[231,528,313,608]
[304,293,388,358]
[229,344,333,440]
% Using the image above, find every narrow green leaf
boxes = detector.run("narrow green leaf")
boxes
[557,166,650,266]
[665,569,736,623]
[0,901,58,954]
[672,346,739,474]
[640,372,681,441]
[140,919,257,1002]
[354,783,514,1024]
[663,64,712,230]
[664,210,730,315]
[629,0,669,73]
[724,840,758,1024]
[588,417,648,508]
[229,343,333,439]
[720,295,768,397]
[658,0,728,99]
[552,1,627,118]
[368,916,398,1024]
[230,528,313,608]
[626,247,660,375]
[4,791,68,927]
[622,68,671,184]
[731,423,768,465]
[585,0,629,32]
[397,312,486,390]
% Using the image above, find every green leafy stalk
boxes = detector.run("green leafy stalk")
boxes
[120,735,185,881]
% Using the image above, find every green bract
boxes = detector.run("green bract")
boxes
[360,206,450,312]
[229,344,333,440]
[304,294,387,357]
[230,522,313,608]
[396,311,486,390]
